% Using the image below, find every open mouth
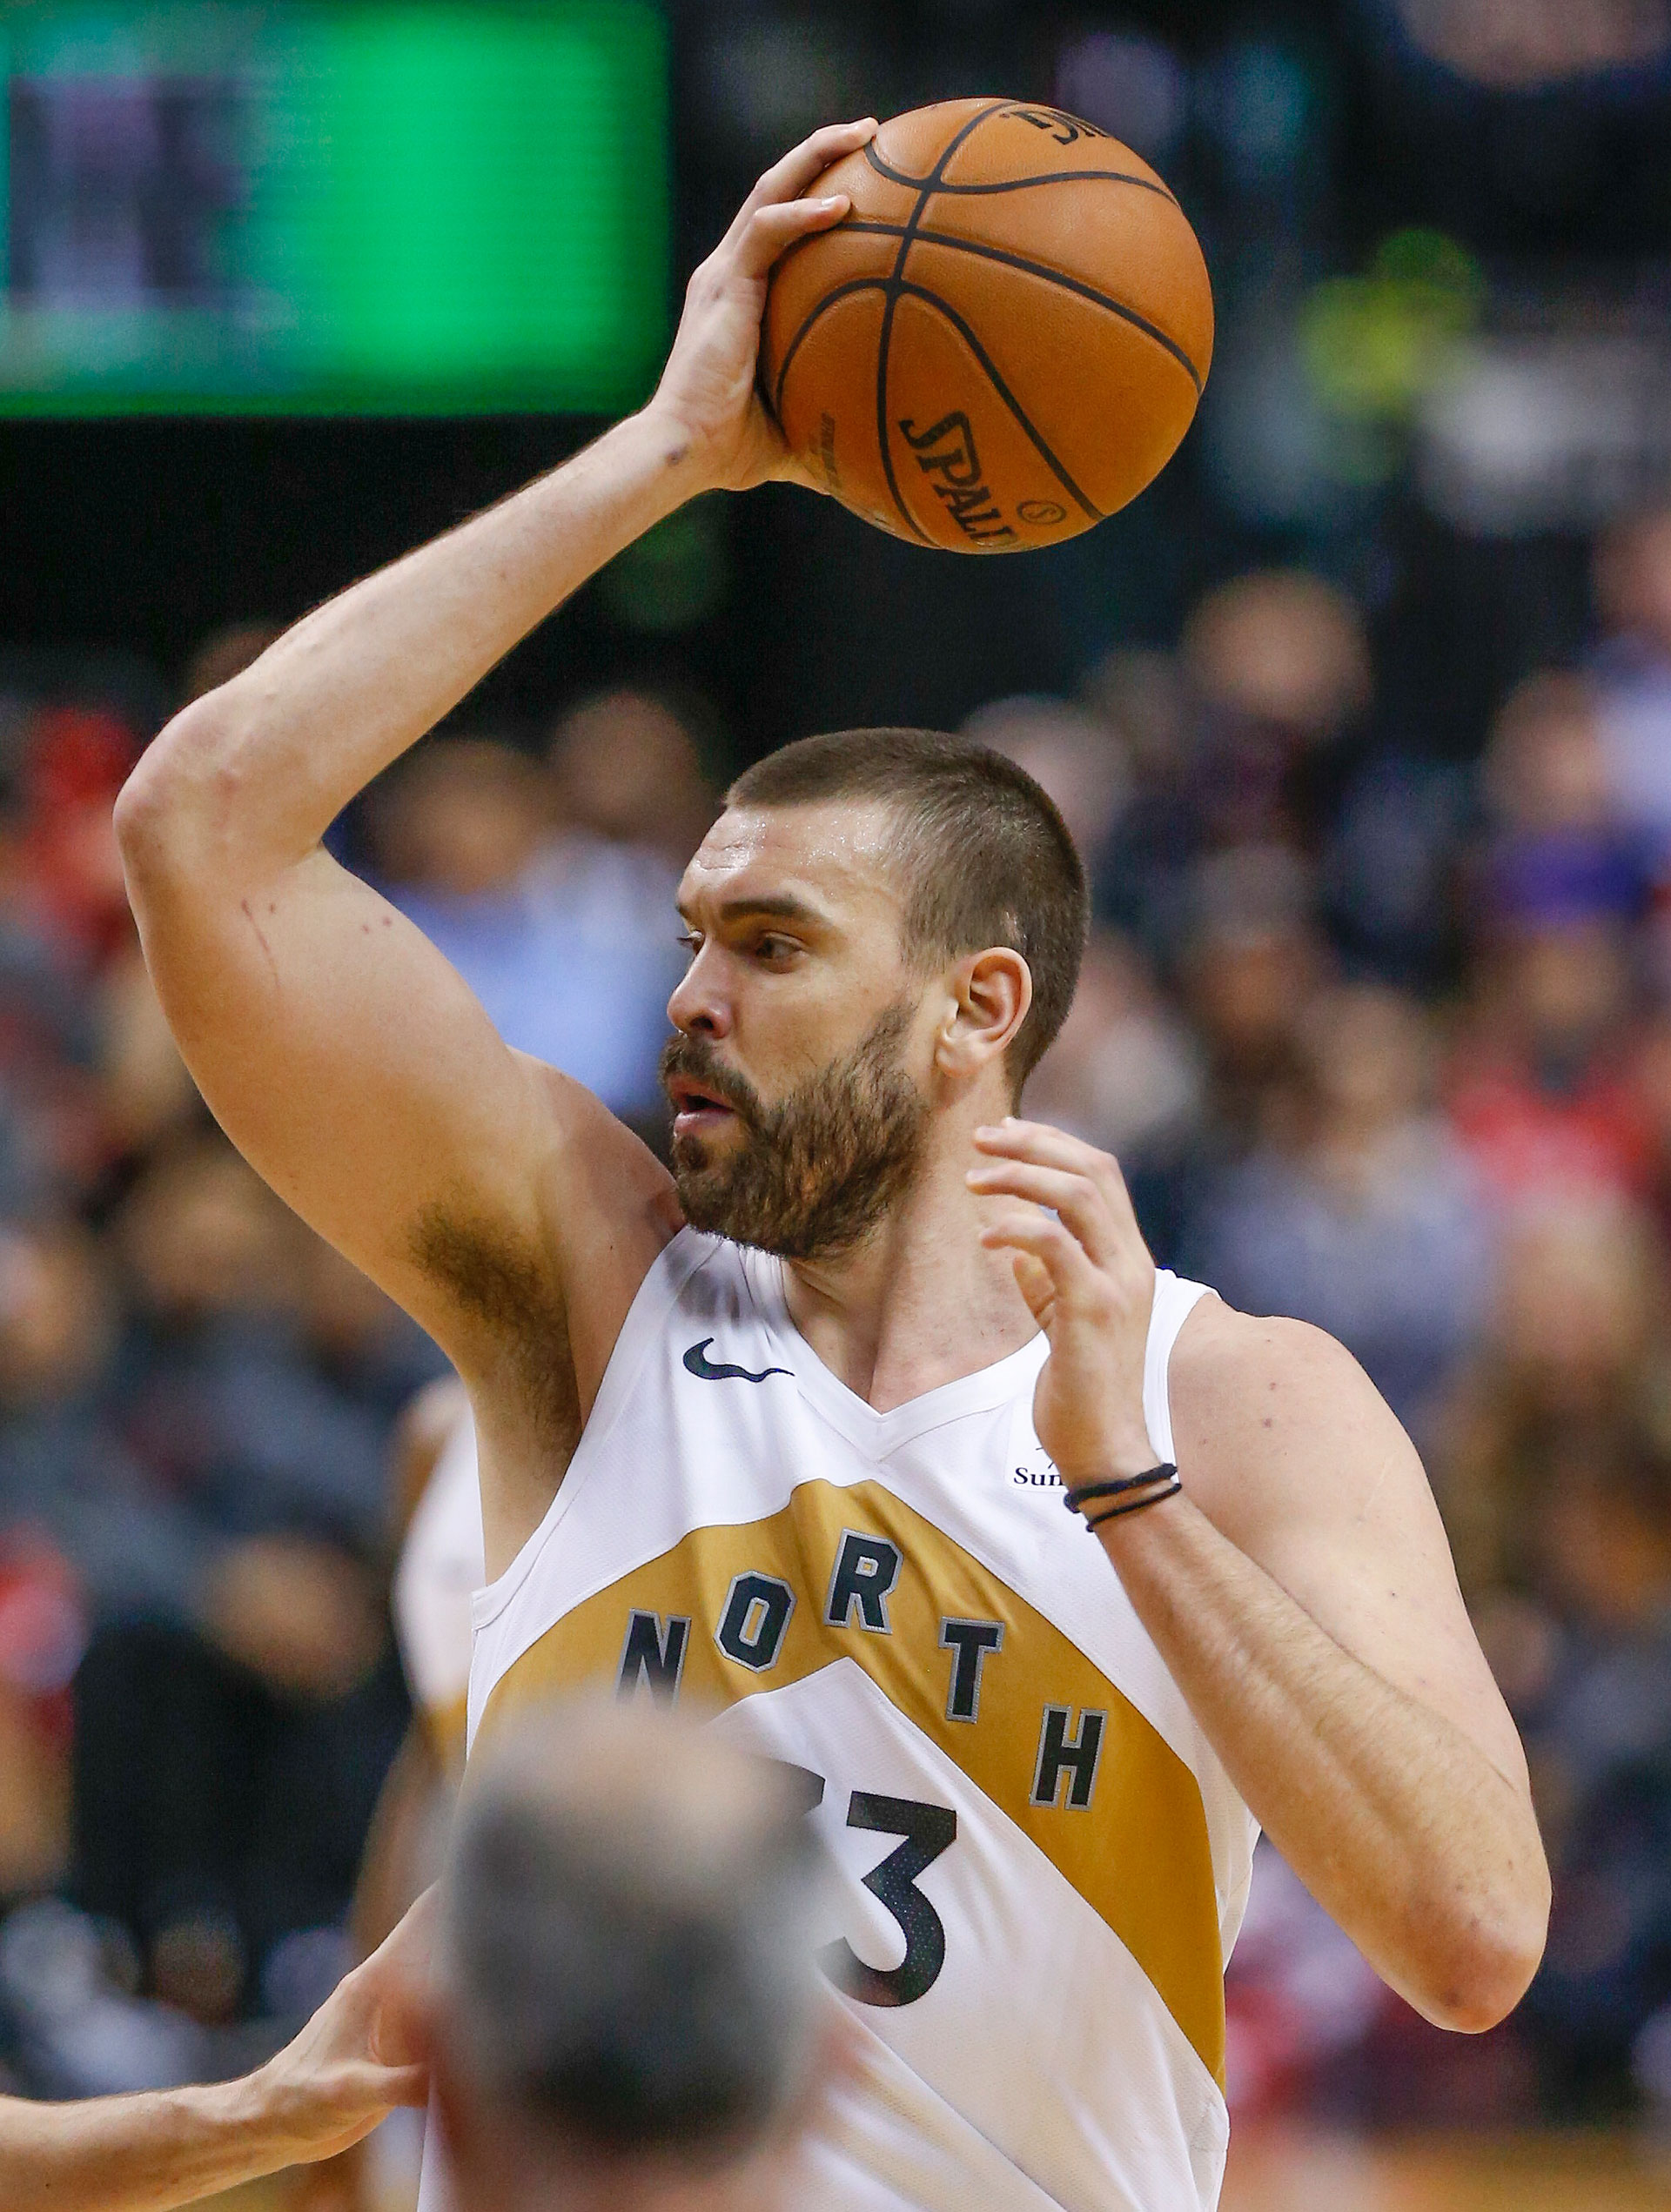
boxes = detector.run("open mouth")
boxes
[666,1076,742,1139]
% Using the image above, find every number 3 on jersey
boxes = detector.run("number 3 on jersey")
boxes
[786,1766,958,2008]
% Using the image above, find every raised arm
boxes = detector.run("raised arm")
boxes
[116,124,872,1561]
[970,1120,1549,2032]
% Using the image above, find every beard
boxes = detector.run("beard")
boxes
[660,1006,929,1262]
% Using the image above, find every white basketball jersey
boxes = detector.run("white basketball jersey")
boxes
[461,1229,1258,2212]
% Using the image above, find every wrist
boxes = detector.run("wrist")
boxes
[1063,1461,1180,1534]
[1087,1481,1190,1560]
[1066,1433,1160,1488]
[142,2075,296,2195]
[215,2059,310,2165]
[630,398,728,498]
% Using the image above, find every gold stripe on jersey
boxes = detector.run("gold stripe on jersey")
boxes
[474,1478,1225,2085]
[423,1692,470,1781]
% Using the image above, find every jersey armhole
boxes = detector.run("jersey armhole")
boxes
[1144,1272,1218,1466]
[469,1227,720,1632]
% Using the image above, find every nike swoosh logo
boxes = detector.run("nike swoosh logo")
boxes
[682,1338,792,1384]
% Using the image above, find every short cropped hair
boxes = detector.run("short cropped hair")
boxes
[728,729,1089,1090]
[441,1704,823,2160]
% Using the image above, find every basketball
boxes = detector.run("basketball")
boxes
[760,98,1213,554]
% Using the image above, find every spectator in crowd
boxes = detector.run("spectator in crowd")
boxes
[1180,569,1373,841]
[1191,982,1489,1437]
[1430,1233,1671,2116]
[1349,0,1671,253]
[0,702,140,1209]
[1445,912,1654,1209]
[11,705,138,972]
[1131,844,1326,1262]
[372,711,704,1129]
[1594,505,1671,960]
[1025,928,1204,1176]
[1444,674,1657,1207]
[108,1136,425,1563]
[1479,672,1653,935]
[0,1217,192,1635]
[1097,571,1372,966]
[960,693,1131,869]
[59,1136,429,2046]
[547,685,715,871]
[1473,1428,1671,2117]
[1222,1839,1387,2127]
[1433,1194,1671,1599]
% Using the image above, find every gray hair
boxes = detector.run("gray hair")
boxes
[439,1699,826,2158]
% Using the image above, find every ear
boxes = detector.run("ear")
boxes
[933,948,1032,1083]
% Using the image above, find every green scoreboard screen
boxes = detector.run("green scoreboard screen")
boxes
[0,2,669,413]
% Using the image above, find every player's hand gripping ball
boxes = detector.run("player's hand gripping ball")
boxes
[760,98,1212,553]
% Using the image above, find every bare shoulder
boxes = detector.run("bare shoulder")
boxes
[1171,1297,1386,1446]
[1167,1296,1429,1550]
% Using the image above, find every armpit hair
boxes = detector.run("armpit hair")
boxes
[408,1196,580,1454]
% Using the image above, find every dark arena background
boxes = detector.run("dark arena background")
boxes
[6,3,1671,2207]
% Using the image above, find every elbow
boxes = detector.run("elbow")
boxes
[114,698,244,894]
[1412,1874,1551,2035]
[112,743,172,884]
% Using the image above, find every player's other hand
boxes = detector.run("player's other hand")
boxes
[968,1121,1158,1489]
[646,117,876,493]
[245,1889,434,2166]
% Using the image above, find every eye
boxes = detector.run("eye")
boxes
[676,930,701,955]
[755,934,801,963]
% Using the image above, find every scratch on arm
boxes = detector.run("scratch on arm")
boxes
[238,896,282,991]
[1354,1439,1397,1526]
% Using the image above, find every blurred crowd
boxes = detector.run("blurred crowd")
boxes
[6,514,1671,2133]
[0,647,709,2100]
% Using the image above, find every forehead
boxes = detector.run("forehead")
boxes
[677,800,906,923]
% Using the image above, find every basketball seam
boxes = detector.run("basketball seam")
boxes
[865,138,1180,209]
[893,280,1103,525]
[768,269,1105,538]
[875,101,1011,545]
[771,278,884,424]
[836,220,1204,393]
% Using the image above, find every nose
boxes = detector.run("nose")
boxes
[668,945,732,1040]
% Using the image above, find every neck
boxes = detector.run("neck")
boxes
[780,1105,1038,1411]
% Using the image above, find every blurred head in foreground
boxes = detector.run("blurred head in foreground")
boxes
[427,1699,835,2212]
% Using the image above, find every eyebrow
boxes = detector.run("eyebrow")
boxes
[677,893,830,929]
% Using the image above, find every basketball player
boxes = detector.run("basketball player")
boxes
[0,1893,429,2208]
[116,118,1549,2210]
[419,1699,839,2212]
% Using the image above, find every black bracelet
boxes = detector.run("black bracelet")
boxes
[1084,1471,1182,1528]
[1063,1465,1178,1516]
